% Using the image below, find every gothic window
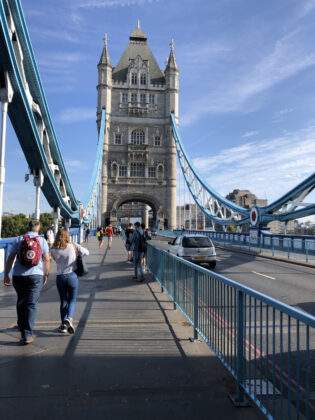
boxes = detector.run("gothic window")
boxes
[114,133,122,145]
[140,93,146,105]
[111,162,118,179]
[119,165,127,177]
[154,136,161,146]
[157,164,164,180]
[148,166,156,178]
[149,94,155,105]
[122,93,128,104]
[130,162,145,177]
[131,129,145,145]
[131,72,137,85]
[131,93,137,104]
[140,73,147,85]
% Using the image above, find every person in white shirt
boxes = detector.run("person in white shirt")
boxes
[46,226,55,248]
[50,228,89,334]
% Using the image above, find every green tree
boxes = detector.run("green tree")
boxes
[39,212,54,234]
[2,214,29,238]
[1,212,54,238]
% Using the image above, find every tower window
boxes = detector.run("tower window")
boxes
[140,73,147,85]
[131,93,137,104]
[122,93,128,104]
[154,136,161,146]
[114,133,122,145]
[130,162,145,177]
[149,94,155,105]
[140,93,146,105]
[131,129,145,145]
[131,72,137,85]
[148,167,156,178]
[119,165,127,177]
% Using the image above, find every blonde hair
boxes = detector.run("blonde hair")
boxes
[53,228,70,249]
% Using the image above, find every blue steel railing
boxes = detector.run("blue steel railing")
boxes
[147,243,315,419]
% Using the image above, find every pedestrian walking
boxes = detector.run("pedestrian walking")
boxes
[3,220,50,345]
[105,224,113,249]
[96,226,104,248]
[50,228,89,334]
[130,222,146,282]
[141,223,151,271]
[45,225,55,248]
[84,227,90,243]
[125,223,134,262]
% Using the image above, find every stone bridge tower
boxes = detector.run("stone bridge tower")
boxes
[96,23,179,229]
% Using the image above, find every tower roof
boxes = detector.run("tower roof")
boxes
[112,22,165,84]
[130,20,147,41]
[98,33,111,66]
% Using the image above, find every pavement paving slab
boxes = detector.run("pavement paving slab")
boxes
[0,238,264,420]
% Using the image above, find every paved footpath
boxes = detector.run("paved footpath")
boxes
[0,238,263,420]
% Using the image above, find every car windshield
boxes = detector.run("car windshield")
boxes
[182,237,212,248]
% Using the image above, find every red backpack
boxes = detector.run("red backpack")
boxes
[18,235,42,268]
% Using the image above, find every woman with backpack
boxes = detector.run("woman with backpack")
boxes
[51,228,89,334]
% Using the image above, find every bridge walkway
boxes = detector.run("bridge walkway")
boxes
[0,237,263,420]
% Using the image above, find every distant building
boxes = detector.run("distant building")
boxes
[267,220,296,235]
[176,203,214,230]
[226,189,267,209]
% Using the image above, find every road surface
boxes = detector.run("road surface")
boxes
[152,238,315,316]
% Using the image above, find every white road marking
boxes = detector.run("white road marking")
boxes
[251,271,276,280]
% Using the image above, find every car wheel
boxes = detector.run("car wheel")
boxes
[208,262,216,270]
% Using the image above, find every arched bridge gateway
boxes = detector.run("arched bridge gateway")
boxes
[0,2,314,420]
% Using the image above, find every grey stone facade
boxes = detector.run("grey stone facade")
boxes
[96,24,179,228]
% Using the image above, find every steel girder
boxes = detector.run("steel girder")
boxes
[171,114,315,226]
[0,0,79,219]
[83,109,106,224]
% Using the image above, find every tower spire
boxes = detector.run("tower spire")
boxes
[166,38,178,71]
[99,32,111,66]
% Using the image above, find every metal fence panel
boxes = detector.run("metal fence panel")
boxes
[147,243,315,419]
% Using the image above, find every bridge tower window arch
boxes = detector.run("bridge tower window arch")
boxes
[131,129,145,145]
[131,72,138,85]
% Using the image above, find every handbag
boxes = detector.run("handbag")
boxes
[73,245,88,277]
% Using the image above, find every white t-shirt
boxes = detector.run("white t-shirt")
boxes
[46,229,55,245]
[51,243,89,275]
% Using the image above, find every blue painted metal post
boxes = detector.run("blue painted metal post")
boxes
[231,289,247,405]
[161,253,164,293]
[193,271,199,340]
[173,259,177,310]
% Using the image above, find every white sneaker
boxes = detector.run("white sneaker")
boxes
[58,324,67,334]
[64,318,75,334]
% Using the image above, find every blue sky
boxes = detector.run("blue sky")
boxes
[4,0,315,214]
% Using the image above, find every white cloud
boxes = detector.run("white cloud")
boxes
[242,130,259,138]
[78,0,158,8]
[57,107,96,124]
[298,0,315,18]
[192,125,315,204]
[64,159,88,173]
[272,107,294,123]
[181,30,315,126]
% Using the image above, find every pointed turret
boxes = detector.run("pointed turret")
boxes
[98,33,111,67]
[97,33,112,131]
[165,39,179,122]
[165,39,178,71]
